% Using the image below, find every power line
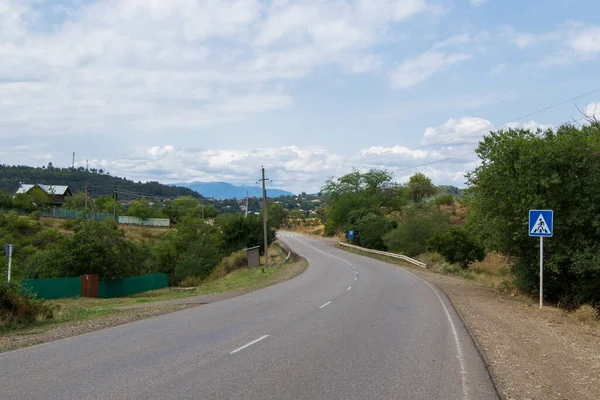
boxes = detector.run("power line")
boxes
[392,90,600,173]
[411,88,600,151]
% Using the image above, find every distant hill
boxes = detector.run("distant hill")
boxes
[180,182,294,200]
[0,164,200,199]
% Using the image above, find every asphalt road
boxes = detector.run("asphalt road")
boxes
[0,233,497,400]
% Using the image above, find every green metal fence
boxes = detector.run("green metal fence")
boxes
[19,273,169,299]
[98,274,169,298]
[20,277,81,300]
[42,208,115,221]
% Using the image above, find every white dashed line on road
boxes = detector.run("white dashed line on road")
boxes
[347,286,352,291]
[230,335,270,355]
[319,301,332,309]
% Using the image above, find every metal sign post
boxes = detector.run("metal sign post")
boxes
[4,244,14,283]
[529,210,553,309]
[348,230,355,245]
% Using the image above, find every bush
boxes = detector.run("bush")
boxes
[0,282,56,327]
[180,276,202,287]
[573,305,598,324]
[209,251,247,281]
[435,193,454,206]
[383,207,450,257]
[355,214,397,251]
[426,227,486,269]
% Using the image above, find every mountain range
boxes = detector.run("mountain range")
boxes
[178,182,294,200]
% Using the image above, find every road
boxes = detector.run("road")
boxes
[0,233,497,400]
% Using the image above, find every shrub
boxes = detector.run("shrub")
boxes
[383,207,450,257]
[426,227,486,269]
[180,276,202,287]
[0,282,56,327]
[209,251,247,281]
[355,214,397,251]
[435,193,454,206]
[573,305,598,324]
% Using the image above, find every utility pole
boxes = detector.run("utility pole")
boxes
[72,152,75,169]
[86,160,89,171]
[245,191,249,218]
[113,186,118,221]
[84,183,90,212]
[257,167,271,267]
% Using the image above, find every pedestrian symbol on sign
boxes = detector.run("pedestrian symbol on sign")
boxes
[529,210,553,238]
[531,214,550,235]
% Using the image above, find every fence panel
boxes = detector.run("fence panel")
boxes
[20,277,81,299]
[97,273,169,298]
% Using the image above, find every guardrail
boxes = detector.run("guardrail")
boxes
[277,242,292,262]
[338,242,427,268]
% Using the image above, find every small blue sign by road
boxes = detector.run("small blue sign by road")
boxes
[529,210,553,237]
[348,230,355,239]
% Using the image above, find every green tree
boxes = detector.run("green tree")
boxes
[467,123,600,305]
[426,227,486,269]
[93,195,122,215]
[63,191,88,211]
[126,198,158,219]
[383,207,450,257]
[407,173,436,203]
[267,203,288,229]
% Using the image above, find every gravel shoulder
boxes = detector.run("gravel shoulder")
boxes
[342,246,600,400]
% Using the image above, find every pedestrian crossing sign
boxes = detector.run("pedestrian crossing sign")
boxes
[529,210,553,237]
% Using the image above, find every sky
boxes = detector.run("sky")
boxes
[1,0,599,194]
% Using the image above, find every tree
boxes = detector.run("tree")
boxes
[93,195,123,215]
[383,207,450,257]
[407,173,436,203]
[321,169,397,234]
[467,124,600,305]
[289,209,304,228]
[126,198,158,220]
[267,203,288,229]
[426,227,486,269]
[63,192,88,211]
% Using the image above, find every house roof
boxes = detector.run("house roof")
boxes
[17,184,71,196]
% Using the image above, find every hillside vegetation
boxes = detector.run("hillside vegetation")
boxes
[323,122,600,309]
[0,164,199,199]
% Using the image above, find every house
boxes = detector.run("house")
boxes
[16,183,73,206]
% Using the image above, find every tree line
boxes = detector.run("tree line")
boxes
[322,121,600,307]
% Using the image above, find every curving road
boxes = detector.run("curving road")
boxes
[0,233,497,400]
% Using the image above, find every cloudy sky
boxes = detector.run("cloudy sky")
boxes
[1,0,599,193]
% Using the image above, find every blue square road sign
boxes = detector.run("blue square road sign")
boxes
[529,210,553,237]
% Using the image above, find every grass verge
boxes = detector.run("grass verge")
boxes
[1,246,306,352]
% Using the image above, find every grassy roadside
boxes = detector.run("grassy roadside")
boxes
[0,244,306,352]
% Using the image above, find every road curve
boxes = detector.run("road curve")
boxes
[0,233,497,400]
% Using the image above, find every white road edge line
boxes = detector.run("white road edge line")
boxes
[295,238,353,266]
[319,301,332,309]
[230,335,270,355]
[347,286,352,291]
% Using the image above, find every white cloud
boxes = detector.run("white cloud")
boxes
[0,0,438,138]
[570,27,600,54]
[433,33,471,49]
[584,102,600,120]
[83,115,551,193]
[391,51,472,89]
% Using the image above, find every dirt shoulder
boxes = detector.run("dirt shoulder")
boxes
[1,258,307,353]
[341,247,600,400]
